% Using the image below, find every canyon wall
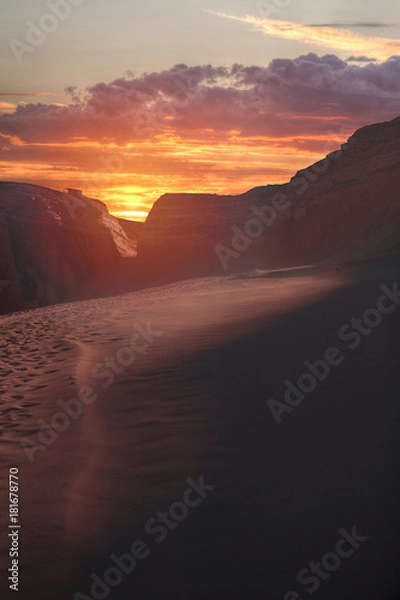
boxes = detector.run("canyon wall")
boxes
[138,117,400,277]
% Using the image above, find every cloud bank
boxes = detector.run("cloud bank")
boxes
[1,54,399,144]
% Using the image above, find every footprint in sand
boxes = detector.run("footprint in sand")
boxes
[2,407,18,414]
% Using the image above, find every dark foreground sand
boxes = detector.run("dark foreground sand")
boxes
[1,267,399,600]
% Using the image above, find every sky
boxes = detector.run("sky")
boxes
[0,0,400,220]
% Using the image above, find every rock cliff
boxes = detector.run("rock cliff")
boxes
[0,183,137,314]
[138,117,400,277]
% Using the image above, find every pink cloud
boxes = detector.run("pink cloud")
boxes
[0,55,399,146]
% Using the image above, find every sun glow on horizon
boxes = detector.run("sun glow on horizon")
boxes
[111,210,149,222]
[3,53,397,220]
[0,132,347,220]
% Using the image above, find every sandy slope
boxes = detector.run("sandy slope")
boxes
[0,270,399,599]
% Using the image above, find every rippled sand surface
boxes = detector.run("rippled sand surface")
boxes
[1,271,399,599]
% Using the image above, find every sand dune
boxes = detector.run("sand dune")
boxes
[1,265,399,599]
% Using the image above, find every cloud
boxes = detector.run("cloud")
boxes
[0,102,17,113]
[1,55,399,146]
[347,56,378,63]
[0,92,63,115]
[209,12,400,62]
[307,22,394,29]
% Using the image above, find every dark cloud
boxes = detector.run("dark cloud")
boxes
[347,56,378,63]
[0,55,400,145]
[307,22,393,28]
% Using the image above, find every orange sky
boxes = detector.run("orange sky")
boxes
[0,128,352,221]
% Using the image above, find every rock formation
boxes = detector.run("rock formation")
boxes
[138,117,400,277]
[117,218,143,245]
[0,183,137,314]
[1,117,399,314]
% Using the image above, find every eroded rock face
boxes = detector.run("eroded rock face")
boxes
[138,117,400,276]
[117,219,143,245]
[0,183,137,314]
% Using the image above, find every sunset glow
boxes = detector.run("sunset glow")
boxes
[1,2,399,221]
[0,127,352,220]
